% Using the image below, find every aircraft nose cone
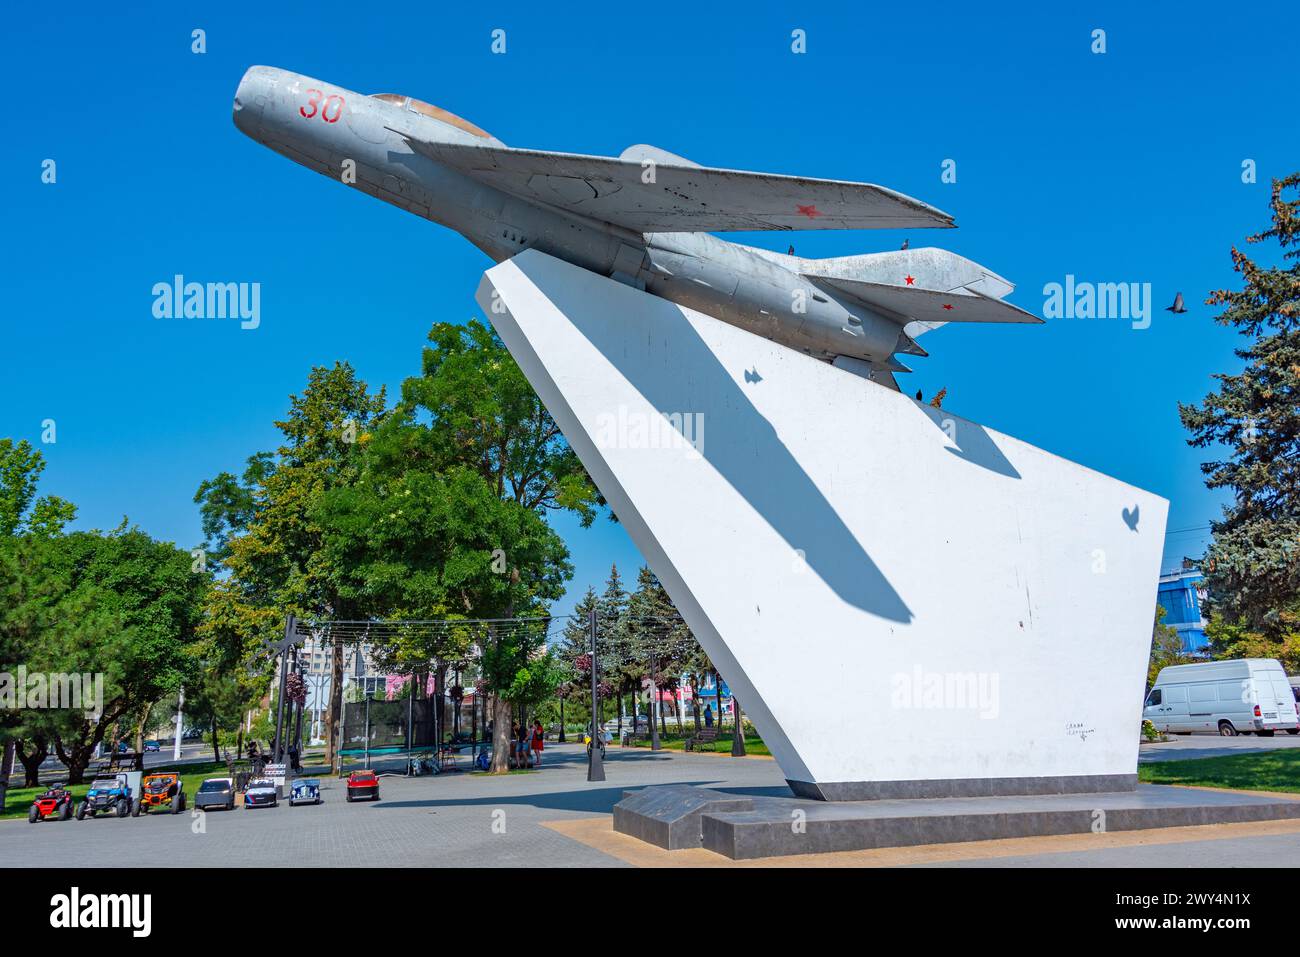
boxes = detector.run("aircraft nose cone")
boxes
[232,66,276,138]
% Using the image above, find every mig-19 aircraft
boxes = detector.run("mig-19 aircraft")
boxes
[233,66,1040,390]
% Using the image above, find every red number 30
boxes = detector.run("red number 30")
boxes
[300,89,344,123]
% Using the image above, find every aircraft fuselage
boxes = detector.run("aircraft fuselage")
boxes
[233,66,909,367]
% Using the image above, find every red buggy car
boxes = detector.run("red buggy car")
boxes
[29,784,74,823]
[345,770,380,802]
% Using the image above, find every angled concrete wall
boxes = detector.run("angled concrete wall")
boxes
[477,250,1168,799]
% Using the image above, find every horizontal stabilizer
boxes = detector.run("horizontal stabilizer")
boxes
[810,274,1042,325]
[619,144,702,169]
[832,355,902,391]
[385,133,954,232]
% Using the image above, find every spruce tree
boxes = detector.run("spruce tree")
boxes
[1180,173,1300,655]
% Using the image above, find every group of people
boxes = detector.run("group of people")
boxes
[510,719,545,769]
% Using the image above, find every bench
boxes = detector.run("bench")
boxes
[685,728,721,752]
[620,730,652,747]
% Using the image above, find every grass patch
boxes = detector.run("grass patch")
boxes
[622,731,770,756]
[3,761,232,821]
[1138,750,1300,794]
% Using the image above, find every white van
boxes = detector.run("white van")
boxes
[1144,658,1299,736]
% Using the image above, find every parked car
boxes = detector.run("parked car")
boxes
[143,740,161,753]
[1145,658,1300,736]
[290,778,322,806]
[194,777,236,811]
[75,771,141,820]
[134,773,185,815]
[243,778,278,809]
[345,770,380,802]
[28,784,74,823]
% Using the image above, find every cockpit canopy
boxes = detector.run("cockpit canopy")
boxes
[369,94,492,139]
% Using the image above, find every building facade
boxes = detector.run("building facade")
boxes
[1157,565,1209,654]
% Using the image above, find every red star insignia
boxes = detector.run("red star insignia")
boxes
[904,275,915,285]
[942,303,954,310]
[796,204,822,219]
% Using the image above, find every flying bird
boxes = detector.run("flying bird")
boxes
[233,66,1042,393]
[1165,292,1187,314]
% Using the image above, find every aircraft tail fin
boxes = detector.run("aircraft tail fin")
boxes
[801,247,1038,334]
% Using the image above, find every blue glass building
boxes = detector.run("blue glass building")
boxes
[1157,566,1209,654]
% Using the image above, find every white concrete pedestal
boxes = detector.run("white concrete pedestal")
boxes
[477,250,1167,799]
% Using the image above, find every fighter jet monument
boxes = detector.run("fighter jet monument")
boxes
[234,67,1167,803]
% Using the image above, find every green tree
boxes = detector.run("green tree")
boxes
[316,321,599,771]
[1148,603,1193,688]
[1204,615,1300,673]
[1180,173,1300,645]
[622,566,694,734]
[594,565,638,734]
[557,586,598,667]
[46,525,209,782]
[0,439,72,539]
[0,441,80,801]
[195,362,388,767]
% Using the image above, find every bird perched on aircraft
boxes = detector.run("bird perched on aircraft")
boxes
[233,66,1041,390]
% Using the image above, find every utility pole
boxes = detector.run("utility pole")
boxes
[172,685,185,761]
[587,606,605,782]
[649,647,661,751]
[291,648,305,764]
[732,694,746,756]
[272,613,297,763]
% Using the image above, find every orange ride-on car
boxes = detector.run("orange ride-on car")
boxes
[29,784,75,823]
[133,772,186,816]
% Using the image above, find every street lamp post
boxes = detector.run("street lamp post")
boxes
[587,606,605,782]
[172,686,185,762]
[649,652,661,752]
[272,614,297,763]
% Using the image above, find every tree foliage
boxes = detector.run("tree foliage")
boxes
[1180,173,1300,645]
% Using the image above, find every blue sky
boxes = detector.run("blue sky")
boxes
[4,2,1295,622]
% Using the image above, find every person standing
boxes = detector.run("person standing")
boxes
[704,705,713,729]
[517,722,531,768]
[530,720,545,767]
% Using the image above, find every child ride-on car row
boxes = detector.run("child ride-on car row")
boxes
[134,772,186,815]
[243,778,279,808]
[76,771,142,820]
[29,784,75,823]
[194,777,236,811]
[345,770,380,802]
[290,778,322,806]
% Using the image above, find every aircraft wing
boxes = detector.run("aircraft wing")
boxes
[808,275,1043,325]
[387,134,954,232]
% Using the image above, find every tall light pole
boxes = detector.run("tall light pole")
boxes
[172,686,185,761]
[271,613,298,763]
[587,606,605,782]
[649,646,661,751]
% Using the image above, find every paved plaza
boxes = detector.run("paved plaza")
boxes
[6,741,1300,867]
